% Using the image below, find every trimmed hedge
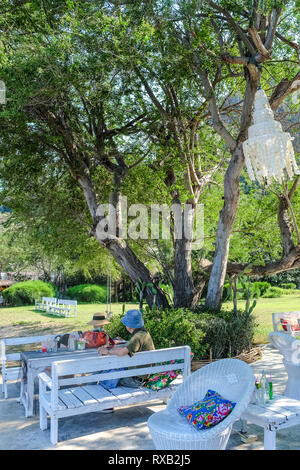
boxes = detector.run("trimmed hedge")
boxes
[2,280,56,306]
[279,283,297,290]
[262,286,285,298]
[66,284,107,303]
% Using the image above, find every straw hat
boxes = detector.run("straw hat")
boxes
[88,313,110,327]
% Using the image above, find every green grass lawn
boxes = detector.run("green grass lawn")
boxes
[0,302,139,339]
[0,294,299,345]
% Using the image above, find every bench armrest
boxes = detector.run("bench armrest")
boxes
[38,372,53,389]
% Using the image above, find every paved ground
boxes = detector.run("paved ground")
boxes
[0,344,299,451]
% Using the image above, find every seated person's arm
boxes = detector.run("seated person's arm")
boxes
[98,333,141,357]
[98,346,129,357]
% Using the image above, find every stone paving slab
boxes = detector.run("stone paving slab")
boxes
[1,344,299,450]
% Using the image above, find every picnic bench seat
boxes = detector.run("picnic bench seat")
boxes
[272,312,300,336]
[1,334,57,398]
[35,297,57,313]
[48,299,77,318]
[38,345,191,445]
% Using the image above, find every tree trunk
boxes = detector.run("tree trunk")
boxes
[172,200,195,308]
[173,237,194,307]
[95,234,170,309]
[205,143,244,311]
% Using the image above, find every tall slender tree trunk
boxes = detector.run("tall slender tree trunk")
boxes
[172,195,195,308]
[205,143,244,311]
[173,236,194,307]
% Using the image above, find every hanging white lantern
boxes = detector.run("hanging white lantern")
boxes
[243,89,299,185]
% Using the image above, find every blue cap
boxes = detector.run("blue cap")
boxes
[121,309,144,329]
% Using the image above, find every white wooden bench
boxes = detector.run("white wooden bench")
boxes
[35,297,57,313]
[48,299,77,317]
[272,312,300,336]
[38,345,191,445]
[1,334,57,398]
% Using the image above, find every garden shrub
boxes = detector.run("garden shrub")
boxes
[252,281,271,295]
[106,310,129,340]
[195,309,256,359]
[66,284,107,303]
[262,286,285,298]
[279,289,299,295]
[279,283,297,290]
[143,307,207,359]
[2,280,56,306]
[106,306,256,361]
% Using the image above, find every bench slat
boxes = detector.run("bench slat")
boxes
[69,387,99,406]
[58,389,84,409]
[3,366,22,380]
[81,384,116,402]
[43,392,66,410]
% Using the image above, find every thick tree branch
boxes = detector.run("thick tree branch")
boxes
[195,67,236,151]
[264,8,282,51]
[269,71,300,110]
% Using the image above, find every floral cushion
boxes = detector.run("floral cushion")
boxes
[177,389,236,430]
[143,360,181,391]
[144,353,194,391]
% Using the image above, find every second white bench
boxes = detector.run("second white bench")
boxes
[48,299,77,318]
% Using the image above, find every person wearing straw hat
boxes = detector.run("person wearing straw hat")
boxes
[88,313,110,332]
[98,309,155,388]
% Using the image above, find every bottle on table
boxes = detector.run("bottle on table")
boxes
[68,334,76,351]
[260,370,266,404]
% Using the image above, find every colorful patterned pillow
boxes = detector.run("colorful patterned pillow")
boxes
[177,389,236,430]
[144,359,181,391]
[144,353,194,391]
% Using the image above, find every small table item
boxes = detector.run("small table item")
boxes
[240,395,300,450]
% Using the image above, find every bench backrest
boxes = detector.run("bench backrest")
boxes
[57,299,77,307]
[272,312,300,332]
[51,346,191,390]
[1,334,57,363]
[42,297,57,304]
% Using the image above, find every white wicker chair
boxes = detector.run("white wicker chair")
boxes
[268,331,300,400]
[147,358,255,450]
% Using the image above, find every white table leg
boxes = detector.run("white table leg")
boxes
[264,427,277,450]
[25,371,34,418]
[18,370,24,403]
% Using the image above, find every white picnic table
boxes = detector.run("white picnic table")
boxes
[240,395,300,450]
[20,349,100,417]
